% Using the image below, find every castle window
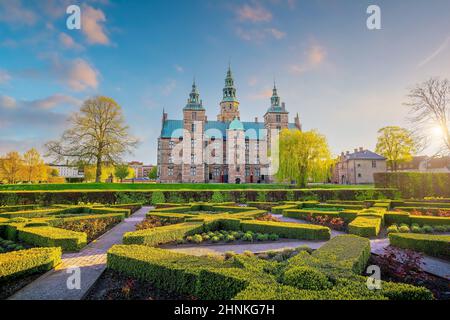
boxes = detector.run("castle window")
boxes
[191,139,195,149]
[191,123,196,132]
[255,168,260,176]
[245,167,250,176]
[191,154,195,164]
[169,140,174,149]
[168,168,173,176]
[190,166,196,176]
[372,161,377,168]
[192,112,197,120]
[276,114,281,122]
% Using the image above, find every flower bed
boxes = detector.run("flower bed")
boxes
[389,233,450,259]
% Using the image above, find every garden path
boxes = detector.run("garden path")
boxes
[8,206,151,300]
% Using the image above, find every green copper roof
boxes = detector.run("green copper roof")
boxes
[228,117,244,130]
[184,80,205,110]
[222,65,238,103]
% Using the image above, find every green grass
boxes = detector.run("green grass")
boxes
[0,182,375,192]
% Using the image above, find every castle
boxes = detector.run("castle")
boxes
[157,66,302,183]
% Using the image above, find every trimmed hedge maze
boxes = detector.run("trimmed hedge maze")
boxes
[0,203,142,289]
[107,235,433,300]
[101,202,446,300]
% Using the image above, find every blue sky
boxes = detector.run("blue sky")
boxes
[1,0,449,164]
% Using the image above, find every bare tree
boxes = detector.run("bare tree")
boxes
[405,78,450,155]
[46,96,139,182]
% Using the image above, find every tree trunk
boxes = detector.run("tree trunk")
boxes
[95,156,102,183]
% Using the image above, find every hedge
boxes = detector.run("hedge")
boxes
[384,212,450,226]
[311,235,371,274]
[389,233,450,258]
[0,247,62,282]
[348,217,382,238]
[0,188,398,206]
[17,226,87,252]
[240,220,330,240]
[374,172,450,198]
[271,204,299,214]
[123,222,203,246]
[107,245,244,298]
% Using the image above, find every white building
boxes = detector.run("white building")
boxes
[49,165,84,179]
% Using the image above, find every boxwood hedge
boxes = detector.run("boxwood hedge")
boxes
[389,233,450,258]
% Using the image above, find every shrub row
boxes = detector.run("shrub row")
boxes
[240,220,330,240]
[0,188,398,206]
[374,172,450,198]
[388,233,450,258]
[348,217,382,238]
[17,226,87,252]
[384,212,450,226]
[123,222,204,246]
[0,247,62,282]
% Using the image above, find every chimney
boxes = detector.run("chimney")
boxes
[346,151,350,155]
[255,117,258,123]
[354,148,358,153]
[205,115,208,123]
[359,147,364,152]
[282,102,286,111]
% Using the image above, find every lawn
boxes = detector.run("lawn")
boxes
[0,182,375,191]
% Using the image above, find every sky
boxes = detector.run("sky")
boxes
[1,0,450,164]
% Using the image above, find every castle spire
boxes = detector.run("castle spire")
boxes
[222,64,238,102]
[184,78,204,110]
[271,81,280,107]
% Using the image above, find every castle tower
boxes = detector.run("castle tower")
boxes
[227,117,245,184]
[182,79,206,183]
[217,65,240,122]
[264,82,289,155]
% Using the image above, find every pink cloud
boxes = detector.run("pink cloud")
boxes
[236,27,286,42]
[236,4,272,23]
[0,69,11,84]
[59,32,84,50]
[290,44,327,74]
[81,5,110,45]
[52,57,99,91]
[0,0,37,27]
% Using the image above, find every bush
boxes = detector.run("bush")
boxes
[348,217,382,238]
[151,192,165,205]
[256,233,268,241]
[268,233,279,241]
[242,233,253,242]
[191,234,203,244]
[0,247,61,282]
[211,192,224,203]
[421,225,434,233]
[17,226,87,252]
[282,266,330,290]
[256,192,267,202]
[387,225,399,234]
[398,225,410,233]
[240,220,330,240]
[389,233,450,258]
[123,222,204,246]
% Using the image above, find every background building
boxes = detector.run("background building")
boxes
[128,161,154,179]
[332,148,387,184]
[393,156,450,173]
[157,66,302,184]
[48,164,84,181]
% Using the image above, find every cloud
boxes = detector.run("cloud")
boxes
[0,94,75,133]
[248,88,272,100]
[81,5,110,45]
[236,4,272,23]
[161,79,177,96]
[29,94,82,110]
[0,95,17,109]
[59,32,84,50]
[289,44,327,74]
[418,36,450,67]
[236,27,286,42]
[174,64,184,73]
[0,69,11,84]
[0,0,38,27]
[52,57,100,91]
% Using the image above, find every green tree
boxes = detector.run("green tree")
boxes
[375,126,417,172]
[114,164,130,182]
[148,166,157,179]
[211,191,224,203]
[276,129,332,188]
[46,96,138,182]
[151,191,165,205]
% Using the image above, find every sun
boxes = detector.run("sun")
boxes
[431,126,444,137]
